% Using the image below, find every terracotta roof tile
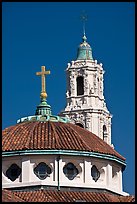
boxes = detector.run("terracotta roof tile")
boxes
[2,189,25,202]
[2,121,125,160]
[2,189,135,202]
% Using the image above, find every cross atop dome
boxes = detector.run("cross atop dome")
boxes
[36,66,50,102]
[16,65,70,124]
[35,65,51,116]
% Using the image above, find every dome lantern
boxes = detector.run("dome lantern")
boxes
[76,34,93,60]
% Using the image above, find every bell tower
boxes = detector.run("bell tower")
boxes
[59,32,112,145]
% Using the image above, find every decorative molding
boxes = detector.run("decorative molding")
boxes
[2,149,126,167]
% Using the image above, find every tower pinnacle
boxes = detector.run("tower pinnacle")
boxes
[76,12,93,60]
[81,11,88,37]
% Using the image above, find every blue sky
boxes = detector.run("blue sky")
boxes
[2,2,135,195]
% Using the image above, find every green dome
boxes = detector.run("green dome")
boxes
[77,34,93,60]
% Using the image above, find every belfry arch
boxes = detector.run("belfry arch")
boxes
[103,125,107,141]
[77,76,84,96]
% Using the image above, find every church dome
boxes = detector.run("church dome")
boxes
[77,34,93,60]
[2,121,125,162]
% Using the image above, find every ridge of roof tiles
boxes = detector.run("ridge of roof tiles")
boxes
[2,189,135,202]
[2,121,125,161]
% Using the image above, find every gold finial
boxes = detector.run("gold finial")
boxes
[36,66,50,100]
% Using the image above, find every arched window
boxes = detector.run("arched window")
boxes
[76,123,84,128]
[6,163,21,181]
[103,125,107,141]
[77,76,84,96]
[91,165,100,182]
[63,162,79,180]
[34,162,52,180]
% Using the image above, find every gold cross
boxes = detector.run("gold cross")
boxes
[36,66,50,99]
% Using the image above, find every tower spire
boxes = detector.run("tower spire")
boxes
[76,12,93,60]
[81,11,88,38]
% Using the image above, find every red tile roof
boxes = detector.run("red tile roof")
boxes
[2,189,24,202]
[2,189,135,202]
[2,121,125,160]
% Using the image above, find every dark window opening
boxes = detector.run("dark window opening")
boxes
[103,125,107,140]
[76,123,84,128]
[63,162,79,180]
[77,76,84,96]
[34,162,52,180]
[91,165,100,182]
[6,163,21,181]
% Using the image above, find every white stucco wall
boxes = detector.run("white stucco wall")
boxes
[2,154,127,196]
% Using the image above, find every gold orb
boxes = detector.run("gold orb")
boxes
[40,92,47,98]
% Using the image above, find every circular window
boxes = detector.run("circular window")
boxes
[63,162,79,180]
[34,162,52,180]
[91,165,100,182]
[6,163,21,181]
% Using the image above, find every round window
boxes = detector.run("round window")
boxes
[63,162,79,180]
[34,162,52,180]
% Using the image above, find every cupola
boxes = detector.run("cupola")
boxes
[77,34,93,60]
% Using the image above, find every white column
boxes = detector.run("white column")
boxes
[106,163,112,188]
[84,160,91,184]
[22,157,31,182]
[92,114,99,137]
[118,169,123,191]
